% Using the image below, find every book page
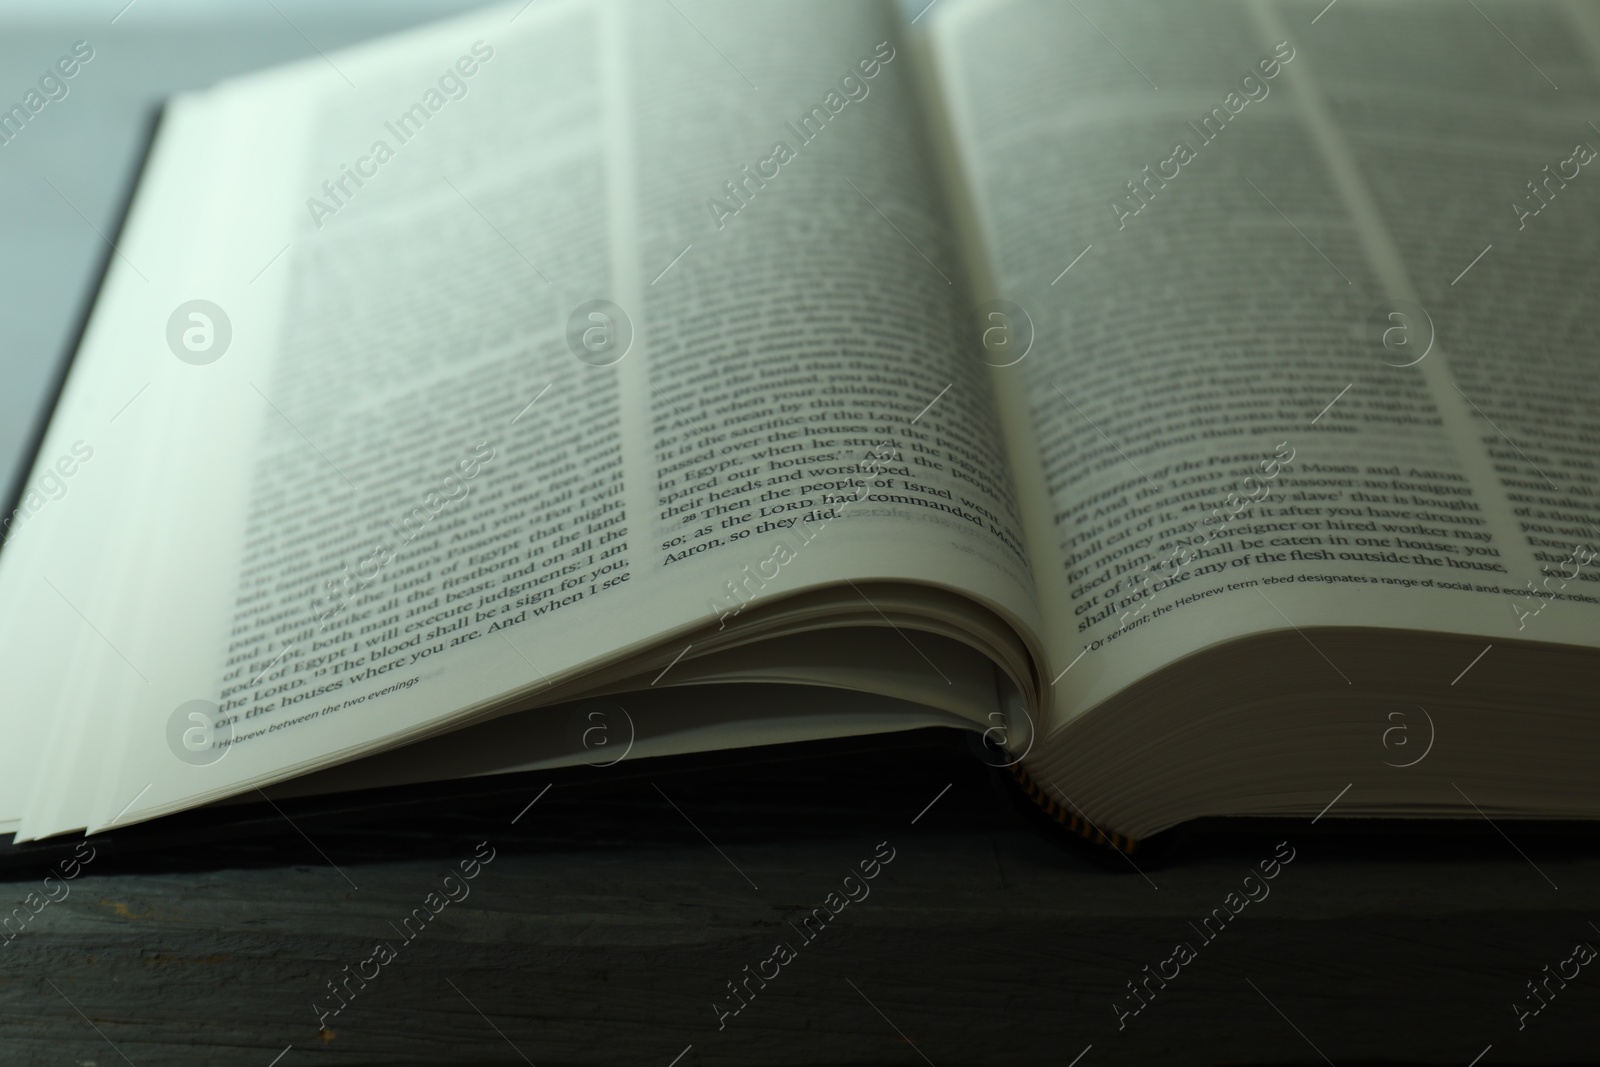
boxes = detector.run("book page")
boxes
[924,0,1600,727]
[1,0,1046,840]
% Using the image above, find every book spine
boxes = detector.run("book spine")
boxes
[1006,762,1139,856]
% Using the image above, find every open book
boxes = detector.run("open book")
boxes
[3,0,1597,854]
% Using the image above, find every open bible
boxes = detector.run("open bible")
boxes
[2,0,1598,855]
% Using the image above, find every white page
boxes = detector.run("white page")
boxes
[925,0,1600,732]
[4,0,1051,840]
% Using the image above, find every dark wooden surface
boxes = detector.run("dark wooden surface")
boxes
[3,741,1600,1066]
[4,9,1600,1065]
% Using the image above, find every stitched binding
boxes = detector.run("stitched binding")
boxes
[1006,762,1139,856]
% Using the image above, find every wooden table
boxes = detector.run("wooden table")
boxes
[1,736,1596,1066]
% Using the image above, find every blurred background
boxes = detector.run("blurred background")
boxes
[0,0,539,502]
